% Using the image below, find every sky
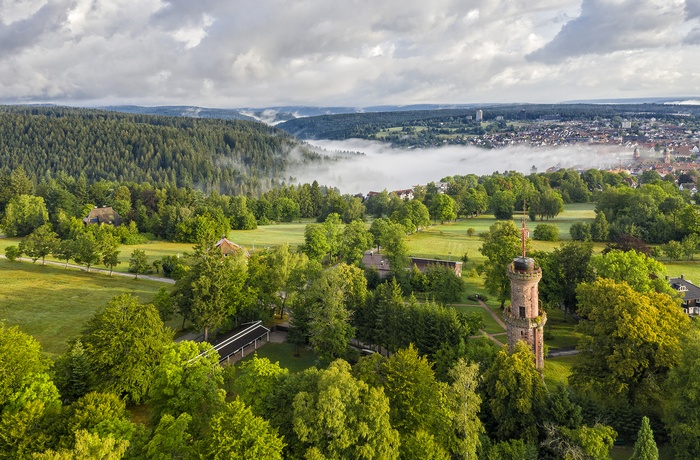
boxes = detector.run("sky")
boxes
[2,0,700,108]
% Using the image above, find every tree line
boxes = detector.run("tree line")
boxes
[0,105,324,196]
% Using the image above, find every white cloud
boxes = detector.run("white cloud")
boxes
[0,0,698,107]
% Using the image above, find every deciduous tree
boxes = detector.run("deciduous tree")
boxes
[80,294,172,404]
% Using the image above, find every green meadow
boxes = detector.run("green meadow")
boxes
[0,258,164,357]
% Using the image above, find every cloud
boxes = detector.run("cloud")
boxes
[529,0,687,64]
[291,139,630,195]
[0,0,697,107]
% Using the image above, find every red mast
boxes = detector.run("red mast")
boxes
[521,199,527,258]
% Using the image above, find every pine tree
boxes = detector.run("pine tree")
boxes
[630,416,659,460]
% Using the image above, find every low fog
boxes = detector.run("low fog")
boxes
[290,139,632,195]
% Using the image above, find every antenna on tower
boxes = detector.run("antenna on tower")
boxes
[522,199,527,258]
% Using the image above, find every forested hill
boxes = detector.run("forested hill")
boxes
[0,106,323,195]
[277,103,700,140]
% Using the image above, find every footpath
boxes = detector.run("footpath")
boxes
[0,254,175,284]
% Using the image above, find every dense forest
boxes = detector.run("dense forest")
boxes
[278,103,700,140]
[0,106,324,196]
[4,105,700,457]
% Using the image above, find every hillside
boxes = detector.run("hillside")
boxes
[277,103,700,141]
[0,106,324,195]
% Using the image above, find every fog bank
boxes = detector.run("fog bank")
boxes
[290,139,631,195]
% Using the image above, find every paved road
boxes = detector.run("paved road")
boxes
[0,254,175,284]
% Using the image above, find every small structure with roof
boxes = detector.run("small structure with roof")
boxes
[215,237,250,257]
[668,274,700,317]
[83,206,122,226]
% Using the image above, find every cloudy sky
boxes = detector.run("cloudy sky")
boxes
[2,0,700,108]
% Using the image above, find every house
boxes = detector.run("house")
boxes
[361,251,462,278]
[83,206,122,226]
[215,237,250,257]
[409,258,462,277]
[361,251,392,278]
[393,189,414,201]
[668,275,700,317]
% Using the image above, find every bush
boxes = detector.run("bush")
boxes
[570,221,592,241]
[533,224,559,241]
[467,293,489,302]
[466,228,476,237]
[5,245,20,261]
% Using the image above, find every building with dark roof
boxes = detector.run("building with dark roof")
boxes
[83,206,122,226]
[668,275,700,317]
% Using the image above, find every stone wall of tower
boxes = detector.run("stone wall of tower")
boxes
[504,260,547,370]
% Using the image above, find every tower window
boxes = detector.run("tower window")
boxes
[519,306,526,318]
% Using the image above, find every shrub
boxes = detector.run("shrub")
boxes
[467,293,489,302]
[533,224,559,241]
[570,221,592,241]
[5,245,20,261]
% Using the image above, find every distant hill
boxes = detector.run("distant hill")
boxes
[0,105,324,195]
[276,103,700,140]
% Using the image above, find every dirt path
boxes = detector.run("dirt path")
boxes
[455,300,508,347]
[0,254,175,284]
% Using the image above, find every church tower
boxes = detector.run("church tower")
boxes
[503,208,547,370]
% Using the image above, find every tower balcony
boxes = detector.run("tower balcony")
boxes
[503,306,547,329]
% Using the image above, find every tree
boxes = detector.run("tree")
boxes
[174,251,248,341]
[98,228,121,276]
[80,294,172,404]
[0,322,51,410]
[537,242,595,315]
[532,223,558,241]
[148,341,225,436]
[666,327,700,459]
[300,224,329,262]
[490,190,516,220]
[128,249,149,280]
[630,416,658,460]
[4,245,20,261]
[72,231,101,272]
[34,429,129,460]
[681,233,700,260]
[273,196,300,222]
[480,220,523,308]
[232,356,289,417]
[53,239,75,269]
[2,194,49,237]
[391,199,431,231]
[591,211,610,242]
[446,359,484,458]
[662,240,683,261]
[425,263,464,304]
[572,279,689,404]
[379,345,454,457]
[52,340,93,404]
[480,342,546,444]
[144,413,195,460]
[430,193,457,223]
[203,398,284,460]
[383,221,410,275]
[339,219,373,265]
[591,249,674,296]
[18,224,59,265]
[569,221,592,241]
[302,265,363,362]
[292,360,400,459]
[322,212,343,263]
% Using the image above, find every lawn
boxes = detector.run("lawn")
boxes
[236,341,320,374]
[543,354,577,388]
[0,258,165,357]
[544,307,582,351]
[452,304,505,335]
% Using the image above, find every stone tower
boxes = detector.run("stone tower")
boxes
[503,209,547,370]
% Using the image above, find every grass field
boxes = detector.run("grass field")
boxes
[452,304,505,335]
[0,258,165,357]
[544,354,577,387]
[236,341,320,374]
